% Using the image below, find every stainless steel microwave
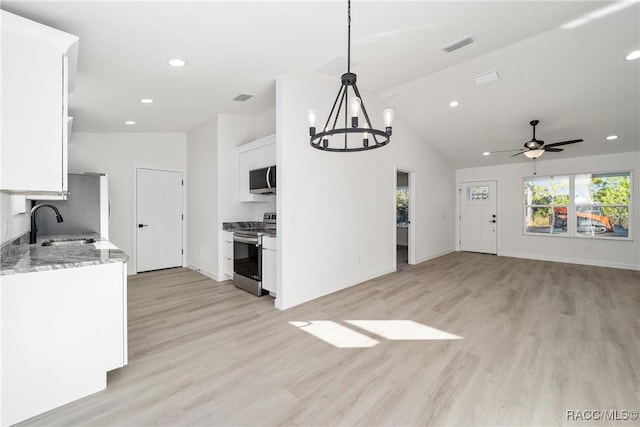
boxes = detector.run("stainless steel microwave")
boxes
[249,166,276,194]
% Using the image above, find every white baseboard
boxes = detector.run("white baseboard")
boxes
[186,263,228,281]
[278,266,396,310]
[498,251,640,271]
[414,248,455,265]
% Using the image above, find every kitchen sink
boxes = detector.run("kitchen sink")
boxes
[41,238,96,247]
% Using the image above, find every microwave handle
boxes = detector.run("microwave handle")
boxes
[266,166,272,189]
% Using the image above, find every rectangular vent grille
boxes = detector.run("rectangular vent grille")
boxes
[315,56,346,76]
[233,94,253,102]
[441,35,475,53]
[314,56,357,76]
[473,70,501,86]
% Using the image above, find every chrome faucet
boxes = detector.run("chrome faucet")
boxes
[30,204,64,244]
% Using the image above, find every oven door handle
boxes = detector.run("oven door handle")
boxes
[234,236,260,245]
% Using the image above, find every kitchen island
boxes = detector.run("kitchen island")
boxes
[0,233,129,426]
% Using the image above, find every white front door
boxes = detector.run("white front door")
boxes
[460,180,497,254]
[136,168,183,272]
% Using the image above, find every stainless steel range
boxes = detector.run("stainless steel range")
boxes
[233,212,276,296]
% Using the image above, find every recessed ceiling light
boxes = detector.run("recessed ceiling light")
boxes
[449,101,459,108]
[139,98,154,104]
[606,135,618,140]
[124,120,136,125]
[168,58,186,67]
[482,151,490,156]
[625,50,640,61]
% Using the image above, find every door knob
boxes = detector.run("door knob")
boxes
[138,224,149,228]
[488,220,496,223]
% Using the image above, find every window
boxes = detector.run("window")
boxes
[524,176,570,235]
[524,171,632,239]
[468,185,489,200]
[396,187,409,226]
[575,172,630,238]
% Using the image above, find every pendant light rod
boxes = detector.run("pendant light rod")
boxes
[347,0,351,74]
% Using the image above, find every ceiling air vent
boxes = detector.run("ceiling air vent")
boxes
[233,94,253,102]
[441,35,475,53]
[473,70,501,86]
[315,56,358,76]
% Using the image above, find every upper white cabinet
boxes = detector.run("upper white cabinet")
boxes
[238,134,276,202]
[0,11,79,196]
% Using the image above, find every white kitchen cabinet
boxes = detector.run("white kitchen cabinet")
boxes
[222,230,234,279]
[262,235,277,295]
[0,262,127,426]
[0,11,78,196]
[238,134,276,202]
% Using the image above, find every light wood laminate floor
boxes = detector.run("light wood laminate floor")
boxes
[17,252,640,426]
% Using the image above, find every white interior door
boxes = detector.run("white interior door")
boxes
[136,168,183,272]
[460,180,497,254]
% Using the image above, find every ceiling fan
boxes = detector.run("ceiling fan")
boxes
[503,120,583,159]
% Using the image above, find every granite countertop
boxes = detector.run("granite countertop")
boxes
[222,221,277,238]
[222,221,264,232]
[1,233,130,276]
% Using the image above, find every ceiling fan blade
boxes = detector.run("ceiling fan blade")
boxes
[544,147,564,152]
[510,151,526,157]
[545,139,583,148]
[491,148,525,154]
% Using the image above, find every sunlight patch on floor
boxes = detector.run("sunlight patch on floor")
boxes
[289,320,463,348]
[346,320,463,340]
[288,321,380,348]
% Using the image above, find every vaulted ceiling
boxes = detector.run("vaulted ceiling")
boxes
[2,1,638,168]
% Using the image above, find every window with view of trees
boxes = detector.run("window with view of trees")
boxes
[396,187,409,226]
[524,176,570,235]
[524,171,631,239]
[575,172,630,237]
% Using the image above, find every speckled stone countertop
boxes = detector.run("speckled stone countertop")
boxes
[1,233,129,276]
[222,221,264,232]
[222,221,277,238]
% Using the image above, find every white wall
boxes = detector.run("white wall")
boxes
[186,118,218,278]
[276,74,455,309]
[255,108,276,137]
[456,151,640,270]
[0,193,29,244]
[186,112,276,281]
[69,133,187,275]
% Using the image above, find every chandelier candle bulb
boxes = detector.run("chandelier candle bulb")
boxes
[383,109,394,134]
[350,97,361,127]
[307,110,316,136]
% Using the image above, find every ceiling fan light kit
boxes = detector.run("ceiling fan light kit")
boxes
[524,149,545,159]
[308,0,393,152]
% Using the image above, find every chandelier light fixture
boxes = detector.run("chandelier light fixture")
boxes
[307,0,394,152]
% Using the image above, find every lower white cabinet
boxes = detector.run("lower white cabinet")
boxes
[0,262,127,426]
[222,230,234,280]
[262,236,277,294]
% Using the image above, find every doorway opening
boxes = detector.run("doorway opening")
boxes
[395,168,415,268]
